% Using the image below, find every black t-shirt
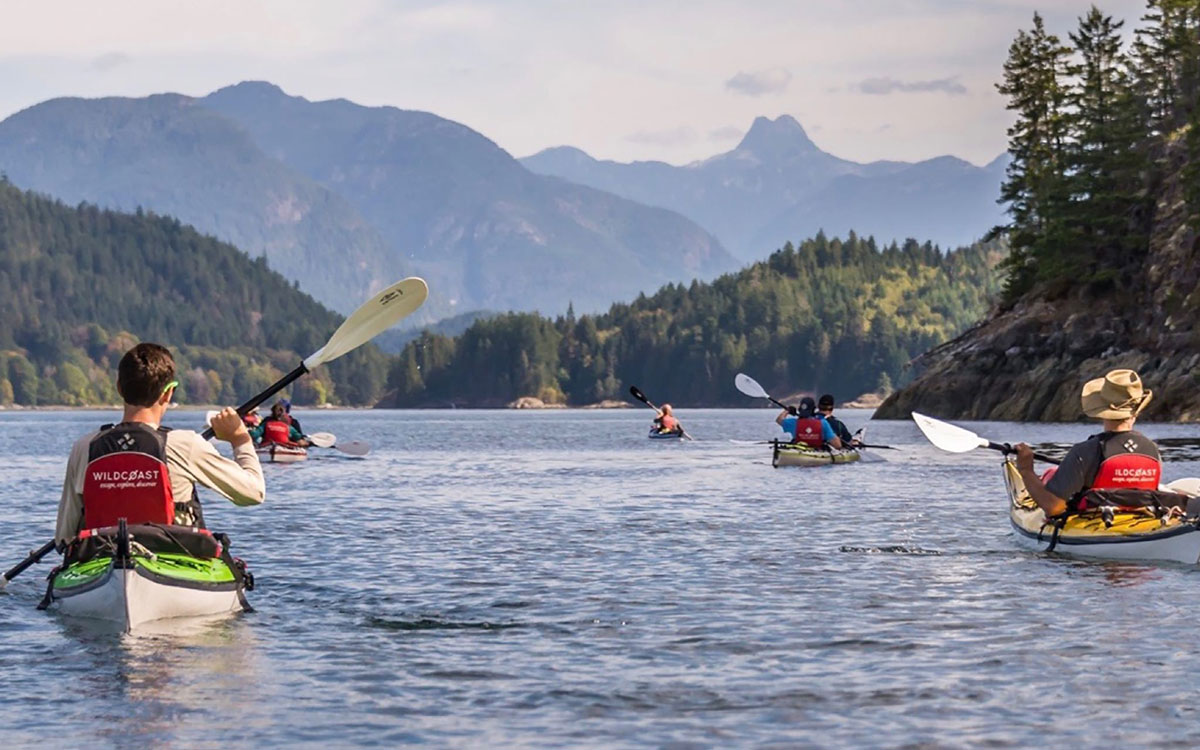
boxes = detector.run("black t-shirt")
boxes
[825,415,854,443]
[1045,430,1160,500]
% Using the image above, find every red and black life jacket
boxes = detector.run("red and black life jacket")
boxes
[657,414,679,433]
[1091,443,1161,490]
[82,423,175,529]
[261,418,293,446]
[1066,431,1163,512]
[792,417,824,449]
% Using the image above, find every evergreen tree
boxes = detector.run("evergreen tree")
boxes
[1066,6,1149,275]
[993,13,1076,299]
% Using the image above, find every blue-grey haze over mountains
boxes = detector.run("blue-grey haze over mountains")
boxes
[521,115,1008,260]
[0,81,1007,326]
[0,82,732,320]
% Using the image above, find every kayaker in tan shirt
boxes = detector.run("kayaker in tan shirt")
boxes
[56,343,265,547]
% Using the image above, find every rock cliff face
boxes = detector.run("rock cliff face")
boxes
[876,143,1200,422]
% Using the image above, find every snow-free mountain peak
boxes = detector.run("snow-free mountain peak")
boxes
[733,114,819,159]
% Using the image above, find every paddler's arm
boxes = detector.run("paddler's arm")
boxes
[54,436,90,548]
[821,418,843,450]
[289,425,311,447]
[174,408,265,507]
[1015,443,1067,516]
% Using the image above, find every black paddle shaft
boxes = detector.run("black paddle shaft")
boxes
[3,540,57,584]
[201,363,308,440]
[987,440,1062,466]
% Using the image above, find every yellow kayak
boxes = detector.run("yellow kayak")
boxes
[1004,460,1200,563]
[771,441,862,468]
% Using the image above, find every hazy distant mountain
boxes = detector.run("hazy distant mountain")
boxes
[0,82,735,318]
[0,94,392,313]
[521,116,1006,259]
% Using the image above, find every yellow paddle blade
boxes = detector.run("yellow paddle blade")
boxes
[303,277,428,370]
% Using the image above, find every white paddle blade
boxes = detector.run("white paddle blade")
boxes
[735,373,769,400]
[204,410,219,427]
[303,277,429,370]
[307,432,337,448]
[1164,477,1200,497]
[335,440,370,457]
[911,412,989,454]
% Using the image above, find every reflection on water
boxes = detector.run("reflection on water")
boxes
[46,615,262,749]
[3,409,1200,748]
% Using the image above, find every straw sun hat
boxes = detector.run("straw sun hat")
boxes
[1081,369,1152,420]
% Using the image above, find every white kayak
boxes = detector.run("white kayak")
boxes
[1004,460,1200,564]
[53,560,242,630]
[256,443,308,463]
[47,522,251,631]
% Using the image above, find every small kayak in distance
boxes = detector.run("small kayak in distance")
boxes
[772,440,861,468]
[648,429,684,440]
[256,443,308,463]
[48,521,252,631]
[1004,460,1200,564]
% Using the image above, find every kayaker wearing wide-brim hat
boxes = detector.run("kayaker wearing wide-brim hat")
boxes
[1015,369,1160,517]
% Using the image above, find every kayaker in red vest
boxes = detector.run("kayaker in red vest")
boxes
[55,343,265,547]
[776,397,843,450]
[653,404,682,434]
[279,398,303,434]
[251,401,311,447]
[243,407,262,429]
[1015,369,1160,517]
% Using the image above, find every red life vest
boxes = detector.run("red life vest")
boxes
[792,417,824,449]
[261,418,293,446]
[1091,453,1161,490]
[658,414,679,432]
[82,423,175,529]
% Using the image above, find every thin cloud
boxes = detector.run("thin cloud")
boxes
[854,76,967,95]
[708,125,743,141]
[624,126,696,147]
[725,68,792,97]
[90,52,130,72]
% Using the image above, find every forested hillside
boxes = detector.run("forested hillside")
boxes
[0,180,389,406]
[382,234,1003,407]
[879,1,1200,421]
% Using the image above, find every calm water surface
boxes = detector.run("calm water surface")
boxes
[3,408,1200,749]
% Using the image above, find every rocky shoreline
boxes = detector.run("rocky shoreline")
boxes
[877,141,1200,423]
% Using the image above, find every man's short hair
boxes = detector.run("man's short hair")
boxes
[117,343,176,407]
[818,394,835,409]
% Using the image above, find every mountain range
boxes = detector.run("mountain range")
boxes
[0,82,733,318]
[521,115,1008,260]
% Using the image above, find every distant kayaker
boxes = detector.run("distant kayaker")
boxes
[252,401,311,447]
[242,406,262,429]
[818,394,858,446]
[280,397,303,434]
[1015,369,1160,517]
[653,403,683,435]
[777,397,843,450]
[55,343,265,547]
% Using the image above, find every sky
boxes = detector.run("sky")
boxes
[0,0,1150,167]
